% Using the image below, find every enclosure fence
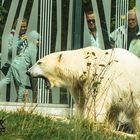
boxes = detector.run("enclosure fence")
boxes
[0,0,139,105]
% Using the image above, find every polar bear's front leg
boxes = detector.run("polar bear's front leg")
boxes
[84,97,118,130]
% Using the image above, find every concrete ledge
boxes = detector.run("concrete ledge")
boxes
[0,102,73,117]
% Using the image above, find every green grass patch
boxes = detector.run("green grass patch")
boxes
[0,110,136,140]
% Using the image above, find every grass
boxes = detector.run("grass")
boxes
[0,109,136,140]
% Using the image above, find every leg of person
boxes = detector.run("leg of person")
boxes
[9,66,26,102]
[17,84,26,102]
[16,71,29,102]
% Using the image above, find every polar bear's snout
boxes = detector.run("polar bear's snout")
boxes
[27,64,51,89]
[27,64,44,77]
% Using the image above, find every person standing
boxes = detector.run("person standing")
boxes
[110,9,139,50]
[8,18,28,62]
[86,11,99,47]
[86,11,111,49]
[0,30,41,102]
[0,18,29,101]
[129,33,140,58]
[1,18,28,75]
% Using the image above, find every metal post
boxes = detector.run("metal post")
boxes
[72,0,84,49]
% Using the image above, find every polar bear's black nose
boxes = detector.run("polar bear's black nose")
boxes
[26,71,31,76]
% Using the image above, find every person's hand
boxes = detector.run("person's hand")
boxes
[20,35,28,41]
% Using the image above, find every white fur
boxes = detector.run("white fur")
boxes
[28,46,140,133]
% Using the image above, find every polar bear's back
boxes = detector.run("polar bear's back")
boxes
[83,46,140,71]
[64,47,140,75]
[108,47,140,73]
[82,47,140,91]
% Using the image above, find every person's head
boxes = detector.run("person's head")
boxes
[19,19,28,36]
[86,11,96,32]
[13,18,28,36]
[128,9,138,30]
[28,30,41,46]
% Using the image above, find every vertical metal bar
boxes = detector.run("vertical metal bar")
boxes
[72,0,83,49]
[46,0,52,104]
[41,0,46,103]
[43,0,47,103]
[96,0,111,49]
[91,0,104,49]
[51,0,62,104]
[66,0,73,114]
[2,0,4,5]
[115,0,118,48]
[38,0,43,103]
[67,0,73,50]
[48,0,52,54]
[55,0,62,52]
[102,0,111,36]
[1,0,19,66]
[136,0,140,31]
[27,0,38,31]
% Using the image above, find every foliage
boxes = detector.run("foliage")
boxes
[129,0,136,10]
[0,110,136,140]
[0,5,7,23]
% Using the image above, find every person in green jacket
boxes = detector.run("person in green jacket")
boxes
[129,33,140,58]
[0,30,41,102]
[7,18,28,62]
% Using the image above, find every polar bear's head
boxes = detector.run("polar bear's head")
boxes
[28,49,87,89]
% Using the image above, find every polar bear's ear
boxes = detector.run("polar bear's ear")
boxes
[58,53,63,62]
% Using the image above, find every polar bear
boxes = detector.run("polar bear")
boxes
[28,46,140,133]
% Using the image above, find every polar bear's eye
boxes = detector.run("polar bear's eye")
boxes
[37,61,42,65]
[58,53,63,62]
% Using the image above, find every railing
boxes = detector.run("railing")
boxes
[0,0,139,106]
[0,0,78,106]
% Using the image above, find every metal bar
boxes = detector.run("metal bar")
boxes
[136,0,140,31]
[67,0,73,50]
[72,0,83,49]
[91,0,104,49]
[1,0,19,66]
[55,0,62,52]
